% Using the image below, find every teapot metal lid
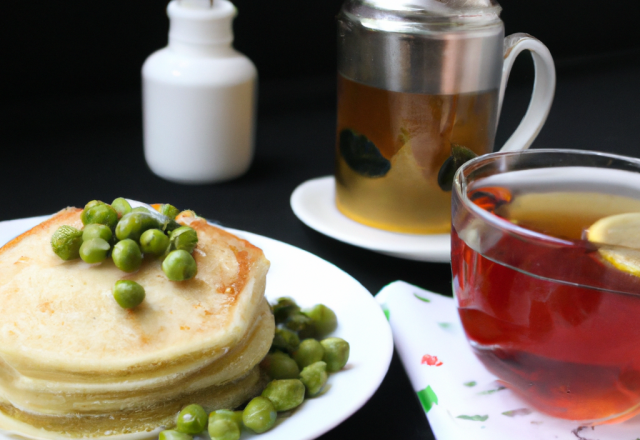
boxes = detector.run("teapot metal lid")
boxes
[338,0,505,94]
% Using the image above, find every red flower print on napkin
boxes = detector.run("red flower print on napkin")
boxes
[421,354,443,366]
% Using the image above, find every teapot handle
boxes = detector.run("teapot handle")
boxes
[498,33,556,152]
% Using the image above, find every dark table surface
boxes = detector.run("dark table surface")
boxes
[1,50,639,439]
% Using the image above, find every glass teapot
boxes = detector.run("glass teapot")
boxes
[335,0,555,234]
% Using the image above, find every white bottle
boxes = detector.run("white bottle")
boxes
[142,0,257,184]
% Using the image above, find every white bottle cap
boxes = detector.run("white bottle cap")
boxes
[168,0,236,46]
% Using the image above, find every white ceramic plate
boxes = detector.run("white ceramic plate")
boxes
[0,215,393,440]
[290,176,451,263]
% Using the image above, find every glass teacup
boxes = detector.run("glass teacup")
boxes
[452,149,640,424]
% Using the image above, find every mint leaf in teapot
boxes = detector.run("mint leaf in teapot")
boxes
[437,144,478,191]
[339,129,391,178]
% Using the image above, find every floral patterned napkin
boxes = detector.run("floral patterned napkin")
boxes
[375,281,640,440]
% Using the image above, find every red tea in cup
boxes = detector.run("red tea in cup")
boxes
[452,150,640,424]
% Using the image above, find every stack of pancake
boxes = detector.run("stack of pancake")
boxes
[0,208,274,439]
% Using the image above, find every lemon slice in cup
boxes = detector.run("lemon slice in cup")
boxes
[587,213,640,277]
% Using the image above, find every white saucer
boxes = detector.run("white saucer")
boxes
[290,176,451,263]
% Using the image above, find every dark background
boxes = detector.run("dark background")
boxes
[1,0,638,100]
[1,1,639,439]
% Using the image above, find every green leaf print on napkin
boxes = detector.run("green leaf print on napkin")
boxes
[478,385,506,395]
[502,408,532,417]
[381,305,390,321]
[414,293,431,303]
[457,415,489,422]
[463,381,477,387]
[438,322,453,330]
[417,385,438,413]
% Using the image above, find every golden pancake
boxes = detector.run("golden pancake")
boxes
[0,207,274,438]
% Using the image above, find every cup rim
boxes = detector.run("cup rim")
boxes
[453,148,640,245]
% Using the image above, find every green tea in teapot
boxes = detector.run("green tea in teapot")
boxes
[335,74,498,234]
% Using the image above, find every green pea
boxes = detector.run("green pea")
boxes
[260,351,300,380]
[138,205,181,233]
[162,250,197,281]
[82,203,118,230]
[208,409,243,427]
[208,410,243,440]
[164,219,182,234]
[242,396,276,434]
[285,313,316,339]
[82,224,112,243]
[169,226,198,254]
[271,327,300,354]
[207,419,240,440]
[140,229,169,257]
[111,198,132,218]
[158,430,192,440]
[135,207,180,234]
[271,297,301,324]
[261,379,305,412]
[84,200,104,209]
[132,206,150,213]
[303,304,338,338]
[176,404,208,435]
[321,337,350,372]
[299,361,328,397]
[115,212,160,242]
[51,225,83,260]
[160,204,180,220]
[293,339,325,369]
[114,212,140,241]
[79,238,110,264]
[113,280,145,309]
[80,200,105,225]
[112,239,142,273]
